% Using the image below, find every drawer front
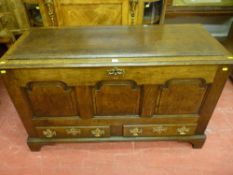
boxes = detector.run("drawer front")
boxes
[36,126,110,138]
[123,124,197,137]
[14,65,217,86]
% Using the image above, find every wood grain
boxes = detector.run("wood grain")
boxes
[26,81,78,117]
[59,4,122,26]
[156,79,207,114]
[56,0,129,26]
[7,66,218,87]
[75,86,94,119]
[1,25,232,151]
[3,25,228,60]
[93,81,140,116]
[140,85,160,117]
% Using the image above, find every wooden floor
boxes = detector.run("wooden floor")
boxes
[0,78,233,175]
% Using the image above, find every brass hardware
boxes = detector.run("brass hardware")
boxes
[42,129,56,138]
[107,67,125,76]
[222,67,228,72]
[66,128,81,136]
[45,0,55,26]
[129,127,142,136]
[129,0,138,25]
[91,128,105,137]
[227,56,233,59]
[177,126,190,135]
[0,70,6,74]
[0,61,6,64]
[153,125,167,134]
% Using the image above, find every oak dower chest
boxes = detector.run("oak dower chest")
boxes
[0,25,232,151]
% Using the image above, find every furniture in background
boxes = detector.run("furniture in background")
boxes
[30,0,167,26]
[0,24,232,151]
[0,0,167,32]
[166,0,233,16]
[0,0,29,34]
[1,0,233,37]
[2,0,233,41]
[0,14,16,48]
[0,29,15,47]
[165,0,233,40]
[0,0,28,52]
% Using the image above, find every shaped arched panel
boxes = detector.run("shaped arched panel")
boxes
[26,81,78,117]
[155,78,207,115]
[93,80,141,116]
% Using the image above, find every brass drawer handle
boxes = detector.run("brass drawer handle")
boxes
[91,128,105,137]
[129,127,143,136]
[177,126,190,135]
[42,129,56,138]
[66,128,81,136]
[153,125,168,135]
[107,67,125,76]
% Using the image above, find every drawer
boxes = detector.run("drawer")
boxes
[36,126,110,138]
[14,65,217,86]
[123,124,197,137]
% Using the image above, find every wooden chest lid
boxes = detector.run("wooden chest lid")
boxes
[1,24,233,68]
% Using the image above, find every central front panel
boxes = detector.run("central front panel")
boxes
[93,80,140,116]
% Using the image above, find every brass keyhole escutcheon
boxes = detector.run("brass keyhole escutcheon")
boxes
[107,67,125,76]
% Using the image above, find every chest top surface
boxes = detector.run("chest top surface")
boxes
[1,24,232,68]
